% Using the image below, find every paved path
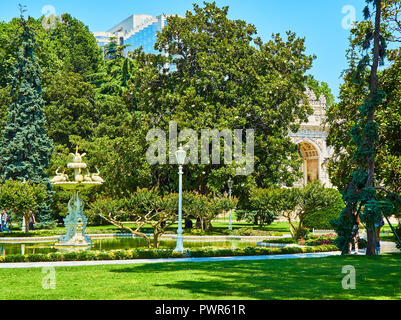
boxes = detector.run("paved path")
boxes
[0,251,342,269]
[379,241,400,253]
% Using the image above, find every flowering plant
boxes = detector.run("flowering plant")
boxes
[299,234,337,246]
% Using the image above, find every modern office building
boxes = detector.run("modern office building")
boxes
[93,14,169,56]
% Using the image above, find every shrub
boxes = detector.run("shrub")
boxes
[303,189,345,230]
[262,237,297,244]
[231,227,281,237]
[171,251,184,258]
[48,252,64,261]
[4,254,26,263]
[295,226,310,239]
[302,234,337,246]
[136,249,156,259]
[63,252,79,261]
[76,251,96,261]
[26,254,50,262]
[298,234,366,249]
[95,252,111,260]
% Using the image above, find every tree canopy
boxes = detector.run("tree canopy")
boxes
[0,2,335,224]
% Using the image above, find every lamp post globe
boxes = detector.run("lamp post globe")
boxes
[175,145,186,165]
[174,145,186,253]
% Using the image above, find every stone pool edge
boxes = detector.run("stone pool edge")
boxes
[0,233,292,244]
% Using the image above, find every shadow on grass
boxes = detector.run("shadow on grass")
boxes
[110,253,401,300]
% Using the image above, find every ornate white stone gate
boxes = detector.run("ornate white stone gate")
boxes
[290,88,333,187]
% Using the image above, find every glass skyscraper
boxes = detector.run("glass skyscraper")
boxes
[93,14,169,56]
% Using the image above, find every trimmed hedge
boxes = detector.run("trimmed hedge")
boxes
[231,227,283,237]
[0,245,339,264]
[262,237,298,244]
[303,189,345,230]
[189,245,338,257]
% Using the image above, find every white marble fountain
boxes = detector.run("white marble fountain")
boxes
[51,147,104,247]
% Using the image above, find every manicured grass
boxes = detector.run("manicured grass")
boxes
[0,253,400,300]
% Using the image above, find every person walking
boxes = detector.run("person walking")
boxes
[349,214,360,255]
[6,212,11,230]
[28,211,36,231]
[1,210,10,232]
[375,218,385,254]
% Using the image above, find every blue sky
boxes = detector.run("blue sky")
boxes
[1,0,367,100]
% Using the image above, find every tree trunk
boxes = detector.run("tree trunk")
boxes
[288,218,296,238]
[24,214,29,233]
[253,216,258,226]
[367,228,377,255]
[153,232,161,249]
[365,0,382,256]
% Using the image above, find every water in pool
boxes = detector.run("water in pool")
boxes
[0,238,259,256]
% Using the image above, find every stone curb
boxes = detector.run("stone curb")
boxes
[256,242,307,248]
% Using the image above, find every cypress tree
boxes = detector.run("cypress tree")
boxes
[0,9,54,226]
[121,58,129,87]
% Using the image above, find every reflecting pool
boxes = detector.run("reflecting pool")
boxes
[0,237,259,256]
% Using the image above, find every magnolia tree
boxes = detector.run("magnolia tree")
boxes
[0,180,47,233]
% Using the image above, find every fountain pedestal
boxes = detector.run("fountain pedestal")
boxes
[56,191,92,247]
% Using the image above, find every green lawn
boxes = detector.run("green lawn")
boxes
[1,253,400,300]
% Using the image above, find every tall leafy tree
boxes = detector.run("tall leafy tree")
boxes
[127,2,315,200]
[50,13,102,77]
[0,10,54,224]
[43,71,97,147]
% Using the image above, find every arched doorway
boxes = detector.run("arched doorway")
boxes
[299,142,319,184]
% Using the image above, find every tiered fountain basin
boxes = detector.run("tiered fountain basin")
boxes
[53,181,102,191]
